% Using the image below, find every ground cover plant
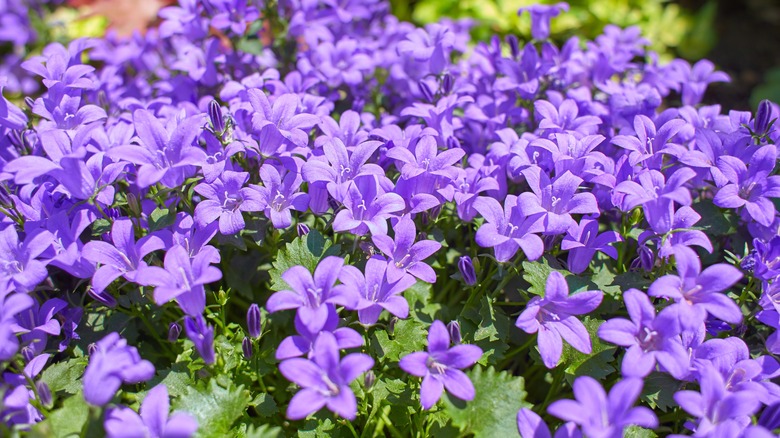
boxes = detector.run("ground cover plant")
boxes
[1,0,780,437]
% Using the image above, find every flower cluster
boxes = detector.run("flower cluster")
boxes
[1,0,779,436]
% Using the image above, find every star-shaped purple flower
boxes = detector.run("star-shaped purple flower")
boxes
[371,216,441,283]
[104,384,198,438]
[399,320,483,410]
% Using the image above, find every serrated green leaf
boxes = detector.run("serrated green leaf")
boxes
[298,416,351,438]
[522,257,600,297]
[40,358,86,395]
[625,425,659,437]
[149,207,175,232]
[370,318,427,363]
[442,366,528,437]
[268,230,341,291]
[91,218,111,237]
[461,296,508,365]
[174,379,250,438]
[233,423,284,438]
[249,393,278,418]
[561,317,617,382]
[691,199,737,236]
[641,372,682,412]
[29,391,89,438]
[147,364,193,399]
[405,281,440,322]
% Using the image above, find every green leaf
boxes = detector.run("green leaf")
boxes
[149,207,176,232]
[561,317,617,383]
[625,426,659,438]
[370,318,427,363]
[405,281,440,323]
[249,393,279,418]
[641,372,682,412]
[147,364,193,399]
[691,199,737,236]
[460,296,509,365]
[174,379,251,438]
[442,366,528,437]
[91,218,111,237]
[29,391,89,438]
[40,358,87,395]
[522,257,599,297]
[268,230,341,291]
[233,423,284,438]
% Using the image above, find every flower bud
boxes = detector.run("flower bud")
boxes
[21,346,34,362]
[37,382,53,408]
[168,322,181,342]
[442,73,454,95]
[88,287,117,308]
[740,249,757,272]
[296,223,310,237]
[419,79,435,102]
[24,96,34,110]
[458,256,477,286]
[364,370,376,389]
[208,100,225,134]
[755,99,773,136]
[247,303,262,339]
[759,401,780,430]
[87,343,97,356]
[506,34,520,58]
[242,337,253,359]
[447,321,462,345]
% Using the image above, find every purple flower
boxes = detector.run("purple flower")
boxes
[107,109,205,189]
[371,216,441,283]
[82,218,166,293]
[458,256,477,286]
[548,377,658,437]
[11,297,68,356]
[142,245,223,316]
[0,291,34,361]
[518,167,599,235]
[309,38,373,87]
[83,332,155,406]
[517,408,581,438]
[473,195,545,263]
[714,145,780,227]
[611,115,686,168]
[302,137,383,202]
[247,90,320,149]
[333,177,405,236]
[517,3,569,39]
[386,135,464,181]
[104,384,198,438]
[253,164,310,230]
[338,256,417,325]
[266,256,358,333]
[279,332,373,420]
[647,245,743,331]
[246,303,261,339]
[399,320,483,410]
[194,170,264,235]
[397,24,454,74]
[679,60,730,106]
[675,362,761,436]
[0,227,50,294]
[184,314,215,365]
[276,312,363,361]
[598,289,689,379]
[516,271,602,368]
[561,218,621,274]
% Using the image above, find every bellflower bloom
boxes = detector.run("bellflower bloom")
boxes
[0,227,50,294]
[253,164,310,230]
[82,218,166,293]
[193,170,264,235]
[598,289,689,379]
[473,195,545,262]
[337,256,417,325]
[518,167,599,235]
[518,3,569,40]
[279,332,374,420]
[674,362,761,436]
[548,377,658,437]
[276,311,363,360]
[333,178,405,236]
[302,137,383,202]
[561,218,621,274]
[247,90,320,149]
[516,272,603,368]
[371,216,441,283]
[0,291,34,361]
[104,384,198,438]
[679,60,730,106]
[399,320,483,410]
[517,408,581,438]
[648,246,743,331]
[184,314,215,365]
[266,256,358,333]
[713,144,780,227]
[83,332,155,406]
[142,245,223,316]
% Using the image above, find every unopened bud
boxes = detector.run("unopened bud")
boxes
[247,303,262,339]
[296,223,310,237]
[168,322,181,342]
[506,35,520,58]
[447,321,462,345]
[87,343,97,356]
[419,80,435,102]
[21,346,34,362]
[88,288,117,308]
[364,370,376,389]
[458,256,477,286]
[24,96,34,110]
[242,337,253,359]
[208,100,225,134]
[759,401,780,430]
[442,73,454,95]
[36,382,52,408]
[755,99,773,136]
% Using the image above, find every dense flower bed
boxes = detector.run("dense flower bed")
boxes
[2,1,780,437]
